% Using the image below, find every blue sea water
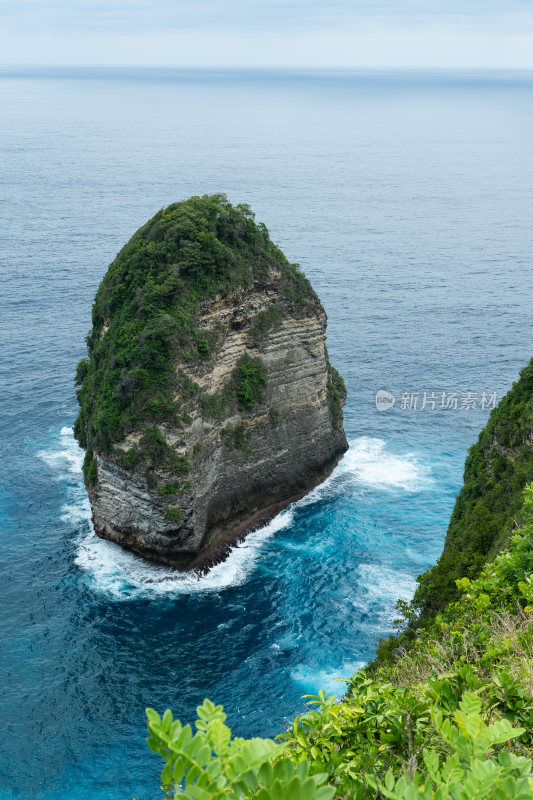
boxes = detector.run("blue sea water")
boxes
[1,68,533,799]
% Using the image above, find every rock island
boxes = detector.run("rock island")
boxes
[74,195,348,570]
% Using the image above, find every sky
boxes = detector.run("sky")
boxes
[0,0,532,69]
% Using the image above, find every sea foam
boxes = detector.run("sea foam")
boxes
[38,428,432,599]
[75,507,294,600]
[335,436,434,492]
[352,563,418,627]
[290,661,366,697]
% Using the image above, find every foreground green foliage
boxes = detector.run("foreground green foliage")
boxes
[373,692,531,800]
[146,700,333,800]
[145,485,533,798]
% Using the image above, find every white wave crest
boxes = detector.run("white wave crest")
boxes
[37,426,298,599]
[37,426,85,476]
[37,426,90,523]
[37,428,431,599]
[334,436,433,492]
[74,508,293,600]
[290,661,366,696]
[352,562,417,628]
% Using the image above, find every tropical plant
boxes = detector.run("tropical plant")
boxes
[146,700,334,800]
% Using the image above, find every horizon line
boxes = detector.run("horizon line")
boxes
[2,64,533,73]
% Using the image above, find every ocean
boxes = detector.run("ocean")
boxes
[0,68,532,799]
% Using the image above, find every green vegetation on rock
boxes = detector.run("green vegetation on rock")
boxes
[81,449,98,486]
[327,362,347,431]
[74,194,319,465]
[268,408,280,426]
[234,354,267,411]
[157,480,191,497]
[199,353,268,421]
[164,507,183,523]
[222,423,253,456]
[250,306,282,344]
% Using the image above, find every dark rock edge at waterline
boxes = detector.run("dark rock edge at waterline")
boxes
[91,446,347,576]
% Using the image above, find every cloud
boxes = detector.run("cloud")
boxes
[1,0,533,33]
[0,0,532,66]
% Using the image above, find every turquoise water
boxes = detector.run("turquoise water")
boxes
[1,69,532,799]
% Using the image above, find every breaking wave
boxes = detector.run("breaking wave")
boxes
[37,429,432,599]
[334,436,434,492]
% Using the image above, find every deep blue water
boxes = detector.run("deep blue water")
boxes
[1,68,532,800]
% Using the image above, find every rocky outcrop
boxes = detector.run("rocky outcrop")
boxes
[75,195,347,570]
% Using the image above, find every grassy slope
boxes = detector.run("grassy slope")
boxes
[280,494,533,798]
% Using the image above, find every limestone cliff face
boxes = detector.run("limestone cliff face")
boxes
[75,195,347,570]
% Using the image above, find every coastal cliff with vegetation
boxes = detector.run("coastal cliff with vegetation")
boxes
[74,194,347,569]
[142,360,533,799]
[412,358,533,617]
